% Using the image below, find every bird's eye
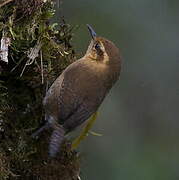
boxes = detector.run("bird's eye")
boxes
[94,43,101,50]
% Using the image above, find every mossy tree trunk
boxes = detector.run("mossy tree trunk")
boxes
[0,0,80,179]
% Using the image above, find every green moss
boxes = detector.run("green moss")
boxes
[0,0,80,179]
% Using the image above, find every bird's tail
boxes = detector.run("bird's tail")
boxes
[49,125,65,157]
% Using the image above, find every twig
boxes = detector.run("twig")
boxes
[0,0,14,8]
[40,50,44,84]
[20,63,27,77]
[20,41,42,77]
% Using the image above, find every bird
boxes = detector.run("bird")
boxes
[32,24,122,157]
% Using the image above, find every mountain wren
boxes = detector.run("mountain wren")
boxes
[33,25,122,157]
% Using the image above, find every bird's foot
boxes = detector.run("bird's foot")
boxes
[31,122,50,139]
[71,112,98,150]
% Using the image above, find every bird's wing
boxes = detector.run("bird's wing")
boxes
[62,96,94,131]
[44,59,105,131]
[57,63,96,129]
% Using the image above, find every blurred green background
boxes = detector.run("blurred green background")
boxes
[55,1,179,179]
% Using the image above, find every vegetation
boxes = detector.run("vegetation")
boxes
[0,0,80,179]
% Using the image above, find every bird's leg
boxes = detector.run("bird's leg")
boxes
[71,111,98,150]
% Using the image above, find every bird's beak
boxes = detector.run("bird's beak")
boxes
[87,24,97,39]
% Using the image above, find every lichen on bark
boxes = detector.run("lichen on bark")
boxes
[0,0,80,179]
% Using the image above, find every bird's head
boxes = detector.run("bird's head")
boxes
[85,24,121,65]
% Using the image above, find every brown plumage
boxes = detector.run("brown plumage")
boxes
[33,25,122,157]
